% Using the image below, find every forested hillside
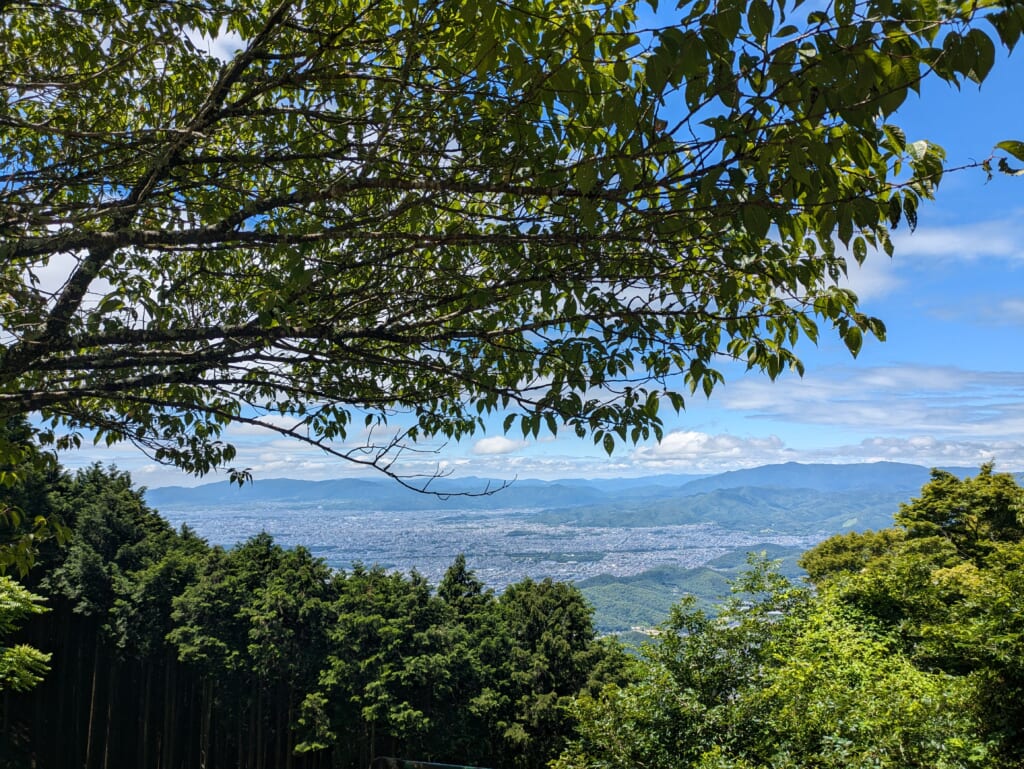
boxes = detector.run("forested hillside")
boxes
[5,424,1024,768]
[578,543,806,631]
[559,464,1024,769]
[0,455,627,769]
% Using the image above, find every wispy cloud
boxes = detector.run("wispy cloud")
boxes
[720,364,1024,438]
[891,217,1024,262]
[627,431,1024,474]
[630,431,794,472]
[979,297,1024,326]
[835,216,1024,306]
[821,435,1024,469]
[472,436,529,455]
[69,423,1024,488]
[839,255,903,301]
[630,429,1024,474]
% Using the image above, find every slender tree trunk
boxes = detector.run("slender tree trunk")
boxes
[161,657,174,769]
[55,616,71,767]
[256,685,264,769]
[286,689,295,769]
[102,660,115,769]
[74,627,87,768]
[238,703,244,769]
[275,683,284,769]
[85,641,101,769]
[201,678,212,769]
[140,661,152,769]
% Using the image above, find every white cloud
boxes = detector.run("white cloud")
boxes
[59,420,1024,489]
[828,217,1024,304]
[839,255,903,301]
[807,436,1024,471]
[891,218,1024,262]
[984,298,1024,326]
[720,364,1024,438]
[628,430,1024,474]
[222,415,305,437]
[630,431,794,472]
[472,436,529,455]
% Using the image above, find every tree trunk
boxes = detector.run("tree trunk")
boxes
[102,660,115,769]
[85,641,101,769]
[256,684,264,769]
[140,661,152,769]
[238,703,244,769]
[161,657,174,769]
[203,678,214,769]
[286,688,295,769]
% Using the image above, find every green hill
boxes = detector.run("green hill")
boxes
[578,544,807,632]
[535,486,907,532]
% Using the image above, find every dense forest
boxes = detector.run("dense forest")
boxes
[0,433,628,769]
[4,422,1024,768]
[558,464,1024,769]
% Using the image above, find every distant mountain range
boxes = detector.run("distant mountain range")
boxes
[145,472,703,512]
[146,461,1008,533]
[676,461,951,494]
[146,461,1021,633]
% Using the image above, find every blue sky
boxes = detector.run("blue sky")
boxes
[63,47,1024,488]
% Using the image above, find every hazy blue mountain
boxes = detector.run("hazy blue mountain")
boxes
[531,485,912,532]
[575,474,708,494]
[145,476,615,511]
[146,462,1009,530]
[148,462,935,510]
[674,461,942,494]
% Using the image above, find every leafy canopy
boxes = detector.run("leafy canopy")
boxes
[557,557,987,769]
[798,465,1024,763]
[0,575,50,692]
[1,0,1022,483]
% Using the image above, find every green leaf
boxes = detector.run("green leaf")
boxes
[835,0,853,27]
[903,193,919,230]
[852,237,867,264]
[615,156,639,189]
[742,204,772,239]
[908,140,929,161]
[882,124,906,153]
[967,28,996,83]
[887,196,902,228]
[715,7,742,41]
[97,296,125,314]
[575,163,599,194]
[645,50,669,92]
[748,0,774,42]
[996,140,1024,161]
[844,326,863,356]
[677,33,707,78]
